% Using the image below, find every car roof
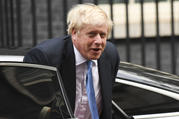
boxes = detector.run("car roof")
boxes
[117,62,179,94]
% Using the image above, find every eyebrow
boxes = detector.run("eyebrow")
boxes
[87,31,107,35]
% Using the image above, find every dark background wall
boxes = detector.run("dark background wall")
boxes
[0,0,179,75]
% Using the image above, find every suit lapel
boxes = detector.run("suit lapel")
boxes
[98,51,112,118]
[59,38,76,111]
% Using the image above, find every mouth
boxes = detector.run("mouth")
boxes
[93,48,100,51]
[91,48,102,53]
[88,48,103,59]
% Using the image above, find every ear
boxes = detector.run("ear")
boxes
[71,28,77,41]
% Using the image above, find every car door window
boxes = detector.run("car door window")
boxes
[112,82,179,116]
[0,64,73,119]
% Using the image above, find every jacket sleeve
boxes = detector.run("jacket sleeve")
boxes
[23,48,50,65]
[106,41,120,84]
[112,46,120,84]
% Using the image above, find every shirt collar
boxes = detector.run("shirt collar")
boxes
[73,45,97,66]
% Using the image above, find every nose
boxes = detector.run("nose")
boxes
[94,34,102,45]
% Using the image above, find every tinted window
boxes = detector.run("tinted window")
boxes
[112,82,179,116]
[0,65,71,119]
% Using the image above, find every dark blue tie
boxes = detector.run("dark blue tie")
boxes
[86,61,99,119]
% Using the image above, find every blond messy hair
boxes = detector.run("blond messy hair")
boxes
[67,3,113,36]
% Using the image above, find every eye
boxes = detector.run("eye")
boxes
[88,32,97,38]
[87,32,107,39]
[100,33,107,39]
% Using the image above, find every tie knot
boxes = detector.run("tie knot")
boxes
[87,60,92,69]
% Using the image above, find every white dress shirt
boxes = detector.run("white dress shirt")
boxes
[73,45,102,119]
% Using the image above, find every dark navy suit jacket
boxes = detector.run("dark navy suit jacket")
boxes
[23,35,120,119]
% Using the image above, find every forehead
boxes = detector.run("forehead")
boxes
[80,24,108,34]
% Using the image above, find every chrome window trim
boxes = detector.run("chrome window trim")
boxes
[133,112,179,119]
[120,62,177,77]
[0,62,56,71]
[112,100,131,119]
[115,78,179,100]
[56,69,74,118]
[0,55,24,62]
[117,69,179,94]
[119,62,179,81]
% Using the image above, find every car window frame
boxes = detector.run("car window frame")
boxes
[114,78,179,119]
[0,62,75,118]
[115,78,179,100]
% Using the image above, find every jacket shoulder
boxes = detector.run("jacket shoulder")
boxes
[105,41,119,59]
[24,35,71,66]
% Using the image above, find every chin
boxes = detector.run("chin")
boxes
[90,55,101,60]
[90,58,98,60]
[88,52,102,60]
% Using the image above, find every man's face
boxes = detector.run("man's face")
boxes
[72,24,108,60]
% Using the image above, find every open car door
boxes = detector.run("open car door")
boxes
[0,62,76,119]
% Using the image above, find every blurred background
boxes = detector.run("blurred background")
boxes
[0,0,179,75]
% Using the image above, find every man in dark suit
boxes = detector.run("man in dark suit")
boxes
[24,3,119,119]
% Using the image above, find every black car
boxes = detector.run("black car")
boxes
[1,60,179,119]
